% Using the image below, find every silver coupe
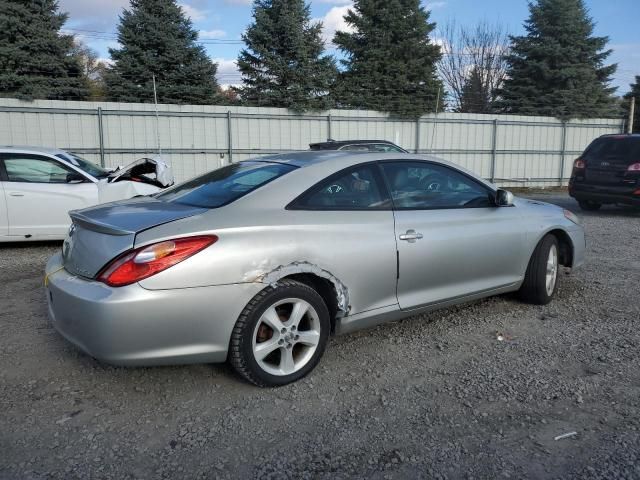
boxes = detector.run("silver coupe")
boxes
[45,152,585,386]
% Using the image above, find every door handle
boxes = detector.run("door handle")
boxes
[9,192,25,197]
[399,230,423,242]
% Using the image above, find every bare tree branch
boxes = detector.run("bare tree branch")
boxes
[436,20,510,113]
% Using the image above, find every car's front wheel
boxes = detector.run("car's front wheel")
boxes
[519,234,560,305]
[578,200,602,211]
[229,280,330,387]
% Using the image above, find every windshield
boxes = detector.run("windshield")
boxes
[56,153,109,178]
[156,161,296,208]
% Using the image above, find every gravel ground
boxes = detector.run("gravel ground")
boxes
[1,193,639,479]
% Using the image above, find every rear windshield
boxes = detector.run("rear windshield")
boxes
[583,136,640,163]
[156,161,296,208]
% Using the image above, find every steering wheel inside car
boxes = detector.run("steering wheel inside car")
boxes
[325,182,347,194]
[420,174,448,192]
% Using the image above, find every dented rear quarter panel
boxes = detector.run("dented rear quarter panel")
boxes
[136,158,400,315]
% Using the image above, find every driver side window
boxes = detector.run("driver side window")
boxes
[289,164,389,210]
[380,162,493,209]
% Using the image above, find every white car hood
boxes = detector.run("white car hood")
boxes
[97,179,161,203]
[108,156,174,188]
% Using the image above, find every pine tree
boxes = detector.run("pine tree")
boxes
[0,0,89,100]
[333,0,443,118]
[105,0,220,105]
[622,76,639,133]
[237,0,337,111]
[498,0,617,119]
[459,67,491,113]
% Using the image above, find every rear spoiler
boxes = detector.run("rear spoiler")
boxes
[69,211,134,236]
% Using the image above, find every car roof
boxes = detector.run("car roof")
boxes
[0,145,70,156]
[598,134,640,139]
[310,139,403,148]
[250,151,493,187]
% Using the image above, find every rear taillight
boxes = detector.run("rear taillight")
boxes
[97,236,217,287]
[573,158,586,169]
[627,162,640,172]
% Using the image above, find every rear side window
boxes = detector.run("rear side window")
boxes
[583,137,640,164]
[156,161,296,208]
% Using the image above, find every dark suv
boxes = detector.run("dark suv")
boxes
[569,134,640,210]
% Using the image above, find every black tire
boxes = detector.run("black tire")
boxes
[228,279,330,387]
[578,200,602,211]
[518,234,560,305]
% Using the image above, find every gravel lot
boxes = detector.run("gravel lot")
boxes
[1,193,639,480]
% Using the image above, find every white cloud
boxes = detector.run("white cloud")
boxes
[316,4,355,45]
[213,58,242,88]
[199,29,227,39]
[179,3,206,22]
[223,0,251,4]
[59,0,129,19]
[314,0,351,4]
[425,1,447,9]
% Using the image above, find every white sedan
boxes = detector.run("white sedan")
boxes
[0,146,172,242]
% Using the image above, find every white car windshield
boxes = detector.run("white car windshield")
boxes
[56,153,109,178]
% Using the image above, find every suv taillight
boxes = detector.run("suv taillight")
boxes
[573,158,586,169]
[627,162,640,172]
[97,236,218,287]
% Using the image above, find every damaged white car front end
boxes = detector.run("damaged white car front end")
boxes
[0,147,174,242]
[97,156,174,203]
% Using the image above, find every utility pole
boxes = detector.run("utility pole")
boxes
[429,86,441,153]
[628,97,636,134]
[152,74,162,155]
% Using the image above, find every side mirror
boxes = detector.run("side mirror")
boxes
[495,189,514,207]
[66,172,86,184]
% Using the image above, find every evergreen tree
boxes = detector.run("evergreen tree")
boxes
[498,0,617,119]
[105,0,220,105]
[0,0,89,100]
[622,76,639,133]
[237,0,337,111]
[459,67,491,113]
[333,0,443,118]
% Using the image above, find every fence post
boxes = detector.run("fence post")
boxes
[227,110,233,164]
[327,114,332,140]
[559,120,568,186]
[97,107,105,167]
[415,118,421,154]
[490,119,498,183]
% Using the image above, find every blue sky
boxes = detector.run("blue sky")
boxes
[59,0,639,93]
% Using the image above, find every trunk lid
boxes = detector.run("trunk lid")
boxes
[62,197,207,278]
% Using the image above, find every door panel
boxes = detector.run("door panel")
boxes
[380,160,526,310]
[394,208,525,310]
[2,155,98,237]
[0,181,8,236]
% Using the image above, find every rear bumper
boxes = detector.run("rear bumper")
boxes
[45,253,265,366]
[569,182,640,206]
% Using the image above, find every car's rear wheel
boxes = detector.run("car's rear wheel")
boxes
[229,279,330,387]
[519,234,560,305]
[578,200,602,211]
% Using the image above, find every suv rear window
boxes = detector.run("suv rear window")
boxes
[583,136,640,164]
[156,161,296,208]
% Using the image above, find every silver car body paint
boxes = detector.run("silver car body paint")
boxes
[45,151,586,366]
